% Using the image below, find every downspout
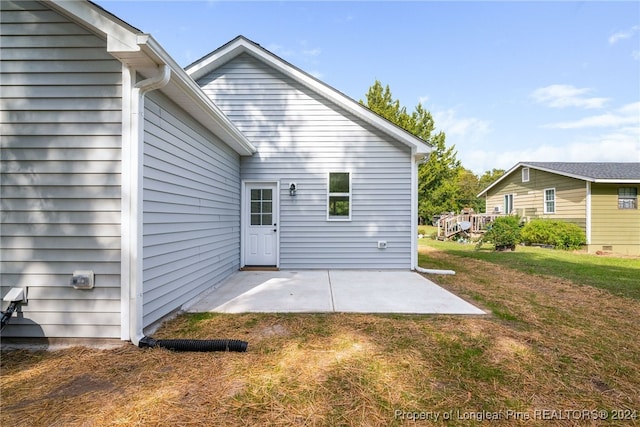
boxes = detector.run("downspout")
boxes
[411,149,418,270]
[413,151,455,276]
[124,66,249,353]
[127,64,171,346]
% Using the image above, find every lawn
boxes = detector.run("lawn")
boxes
[2,240,639,426]
[418,225,640,300]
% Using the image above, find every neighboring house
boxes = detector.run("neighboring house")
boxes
[478,162,640,256]
[0,1,430,342]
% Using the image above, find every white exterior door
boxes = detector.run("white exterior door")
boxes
[244,183,278,266]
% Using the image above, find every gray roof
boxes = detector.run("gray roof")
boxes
[524,162,640,180]
[478,162,640,196]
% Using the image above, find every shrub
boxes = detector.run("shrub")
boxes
[521,219,586,250]
[478,215,521,251]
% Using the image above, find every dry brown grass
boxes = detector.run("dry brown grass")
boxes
[2,246,639,426]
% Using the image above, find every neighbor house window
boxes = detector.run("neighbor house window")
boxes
[544,188,556,214]
[328,172,351,220]
[618,187,638,209]
[522,167,530,183]
[504,194,514,214]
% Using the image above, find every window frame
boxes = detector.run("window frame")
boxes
[618,187,638,209]
[543,187,556,214]
[327,171,352,221]
[503,193,514,214]
[522,167,530,183]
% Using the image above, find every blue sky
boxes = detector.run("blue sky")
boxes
[96,0,640,174]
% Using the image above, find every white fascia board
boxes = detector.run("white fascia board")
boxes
[477,162,523,197]
[594,179,640,184]
[187,38,431,155]
[49,2,255,157]
[48,0,140,52]
[477,162,640,198]
[140,38,256,156]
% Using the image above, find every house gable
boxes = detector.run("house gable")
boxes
[186,36,431,158]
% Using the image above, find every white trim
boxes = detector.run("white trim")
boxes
[411,152,418,270]
[504,193,514,214]
[120,65,132,341]
[241,180,280,268]
[327,171,352,221]
[123,66,171,346]
[586,181,591,244]
[48,1,256,157]
[522,167,530,183]
[479,162,640,196]
[543,187,556,214]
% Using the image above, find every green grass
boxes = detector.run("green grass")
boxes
[420,238,640,300]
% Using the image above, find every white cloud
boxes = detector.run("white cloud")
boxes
[433,108,491,141]
[608,25,640,45]
[418,95,429,105]
[632,50,640,61]
[266,43,294,58]
[463,133,640,175]
[302,48,321,57]
[531,84,609,109]
[543,102,640,129]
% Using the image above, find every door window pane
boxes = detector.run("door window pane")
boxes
[250,188,274,225]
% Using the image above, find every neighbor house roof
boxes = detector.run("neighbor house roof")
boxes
[48,0,256,156]
[478,162,640,196]
[186,36,432,158]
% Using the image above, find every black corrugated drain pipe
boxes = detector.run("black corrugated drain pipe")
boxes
[139,336,248,352]
[1,302,19,332]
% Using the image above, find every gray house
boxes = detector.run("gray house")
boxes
[0,0,430,343]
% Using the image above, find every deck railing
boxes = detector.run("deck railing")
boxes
[437,213,505,239]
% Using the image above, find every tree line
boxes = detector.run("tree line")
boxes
[361,81,504,223]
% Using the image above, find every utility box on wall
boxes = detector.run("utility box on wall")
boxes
[71,271,94,290]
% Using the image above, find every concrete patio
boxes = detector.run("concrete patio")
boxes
[186,270,485,315]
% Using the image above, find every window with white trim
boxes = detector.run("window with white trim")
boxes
[618,187,638,209]
[522,167,529,182]
[327,172,351,220]
[544,188,556,214]
[504,194,514,214]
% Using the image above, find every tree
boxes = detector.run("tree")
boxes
[361,80,461,221]
[478,168,505,189]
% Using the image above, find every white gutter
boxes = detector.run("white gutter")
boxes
[125,64,171,346]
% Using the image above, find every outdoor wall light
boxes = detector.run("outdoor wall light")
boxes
[289,182,297,196]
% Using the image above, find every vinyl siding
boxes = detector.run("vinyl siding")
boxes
[141,91,241,327]
[0,1,122,337]
[486,167,586,228]
[590,184,640,255]
[198,53,412,269]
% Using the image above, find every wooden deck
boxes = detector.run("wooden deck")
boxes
[437,213,505,239]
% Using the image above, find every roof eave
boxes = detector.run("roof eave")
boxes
[139,37,256,155]
[48,1,256,157]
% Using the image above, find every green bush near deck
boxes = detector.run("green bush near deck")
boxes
[520,219,586,250]
[479,215,521,250]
